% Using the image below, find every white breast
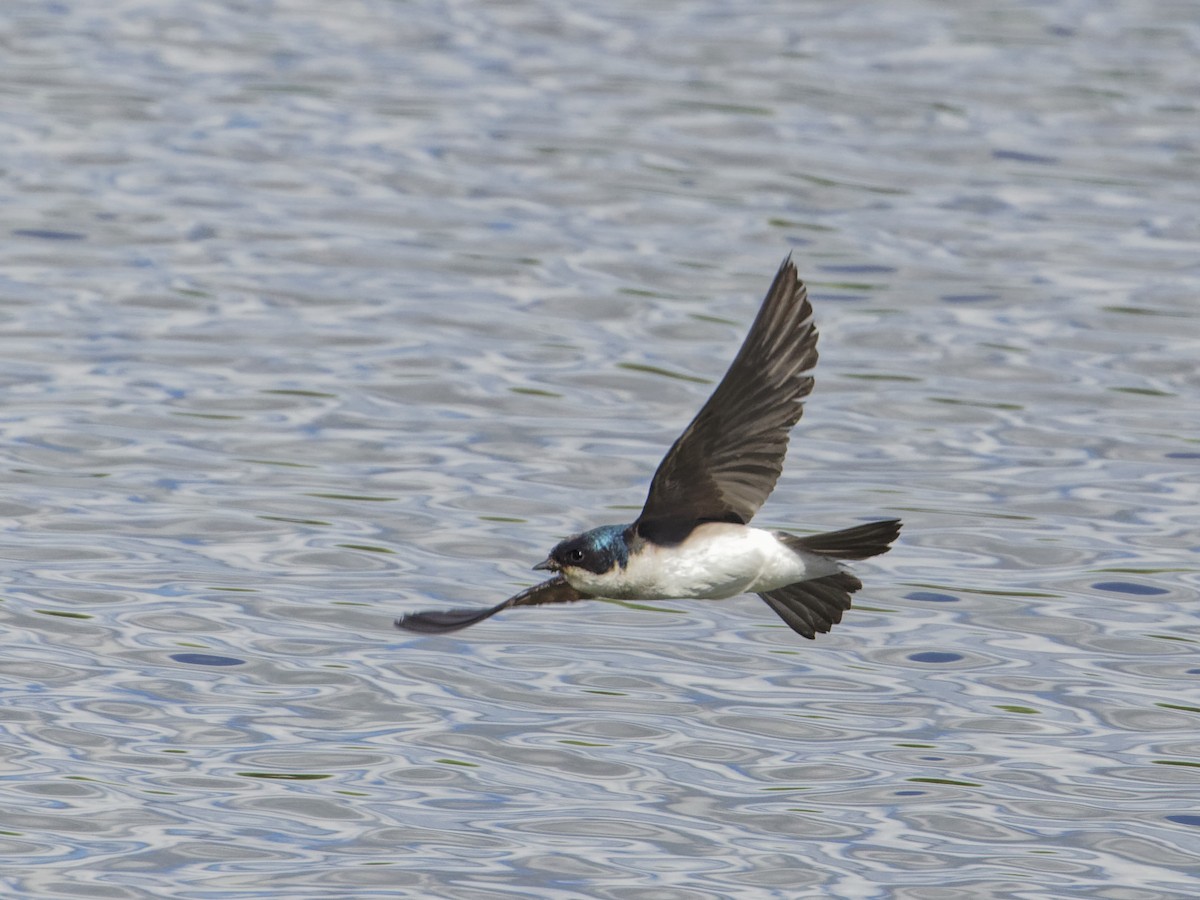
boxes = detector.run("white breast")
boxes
[567,523,839,600]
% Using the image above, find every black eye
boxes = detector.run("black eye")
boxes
[568,548,586,563]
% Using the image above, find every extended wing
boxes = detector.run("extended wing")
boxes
[395,575,588,634]
[635,256,818,542]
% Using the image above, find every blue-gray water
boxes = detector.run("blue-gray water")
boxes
[3,1,1198,897]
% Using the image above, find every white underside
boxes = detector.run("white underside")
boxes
[564,522,842,600]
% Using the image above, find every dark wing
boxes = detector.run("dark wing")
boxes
[635,256,818,541]
[394,575,588,634]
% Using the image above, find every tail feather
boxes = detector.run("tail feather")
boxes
[759,519,899,638]
[757,571,863,639]
[780,518,901,560]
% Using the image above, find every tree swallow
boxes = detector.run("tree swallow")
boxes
[395,256,901,639]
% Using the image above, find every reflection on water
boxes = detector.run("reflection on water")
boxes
[2,0,1198,897]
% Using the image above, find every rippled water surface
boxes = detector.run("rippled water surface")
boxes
[3,1,1199,897]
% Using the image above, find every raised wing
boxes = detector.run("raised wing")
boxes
[635,256,818,541]
[394,575,588,634]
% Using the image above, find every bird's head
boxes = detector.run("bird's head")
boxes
[534,524,632,576]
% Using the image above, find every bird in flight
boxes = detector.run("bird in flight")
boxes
[396,256,900,639]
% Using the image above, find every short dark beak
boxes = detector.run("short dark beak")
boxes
[533,557,558,572]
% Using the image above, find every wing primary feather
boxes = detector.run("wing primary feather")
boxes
[394,603,511,634]
[636,255,819,536]
[394,575,587,635]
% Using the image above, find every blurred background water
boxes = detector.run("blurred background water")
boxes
[2,0,1198,897]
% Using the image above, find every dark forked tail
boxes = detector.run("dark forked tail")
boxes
[758,518,901,639]
[778,518,902,560]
